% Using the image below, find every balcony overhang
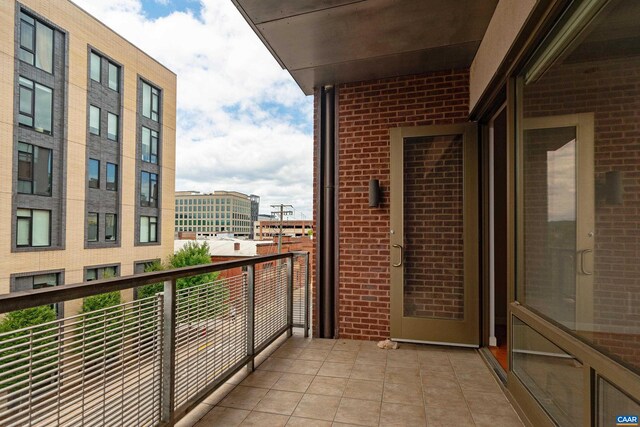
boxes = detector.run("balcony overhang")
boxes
[231,0,498,95]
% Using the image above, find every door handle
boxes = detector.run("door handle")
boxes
[580,249,593,275]
[392,244,403,267]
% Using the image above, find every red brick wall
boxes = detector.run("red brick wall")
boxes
[403,135,465,320]
[329,70,470,340]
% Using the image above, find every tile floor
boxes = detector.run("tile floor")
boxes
[176,333,524,427]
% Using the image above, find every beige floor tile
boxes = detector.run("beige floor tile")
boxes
[418,359,454,373]
[240,370,283,389]
[273,346,304,359]
[272,373,315,392]
[380,402,426,427]
[287,416,332,426]
[472,411,524,427]
[299,348,330,361]
[423,385,467,409]
[355,351,387,366]
[350,363,385,381]
[421,373,462,390]
[463,389,515,417]
[195,406,249,427]
[456,371,503,393]
[202,383,235,405]
[318,362,354,378]
[382,382,424,406]
[307,376,348,397]
[254,390,304,415]
[326,350,358,364]
[332,423,362,427]
[307,339,336,351]
[386,350,418,366]
[226,369,250,385]
[287,359,324,375]
[343,379,383,401]
[417,351,450,365]
[334,398,381,426]
[219,386,269,410]
[176,403,213,427]
[284,337,311,348]
[240,411,289,427]
[384,366,421,385]
[426,405,475,427]
[292,394,341,421]
[258,357,295,373]
[333,340,362,352]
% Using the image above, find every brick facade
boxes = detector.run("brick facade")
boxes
[313,70,470,340]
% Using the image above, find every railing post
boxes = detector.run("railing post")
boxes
[161,279,176,424]
[286,256,294,337]
[246,266,255,371]
[304,252,310,338]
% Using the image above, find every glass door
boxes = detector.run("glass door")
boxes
[390,124,479,346]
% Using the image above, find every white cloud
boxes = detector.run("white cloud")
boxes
[73,0,313,216]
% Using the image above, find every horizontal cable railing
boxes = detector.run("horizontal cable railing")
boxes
[0,251,310,426]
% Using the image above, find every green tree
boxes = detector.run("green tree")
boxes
[0,306,57,388]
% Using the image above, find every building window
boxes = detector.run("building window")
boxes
[141,127,159,163]
[86,266,118,281]
[105,213,117,242]
[18,77,52,135]
[89,105,100,135]
[87,212,98,242]
[90,52,101,82]
[140,216,157,243]
[108,62,119,91]
[107,112,118,141]
[140,171,158,207]
[13,272,62,316]
[17,208,50,247]
[19,12,53,73]
[142,81,160,121]
[17,142,52,196]
[106,162,118,191]
[88,158,100,189]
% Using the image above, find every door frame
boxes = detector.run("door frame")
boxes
[389,123,480,346]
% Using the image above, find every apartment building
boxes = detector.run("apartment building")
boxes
[175,191,258,237]
[0,0,176,313]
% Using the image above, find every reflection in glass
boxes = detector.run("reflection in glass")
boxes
[598,378,640,427]
[513,318,583,426]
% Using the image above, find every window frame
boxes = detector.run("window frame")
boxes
[18,12,54,74]
[141,126,159,164]
[17,142,52,196]
[108,61,119,92]
[140,215,158,243]
[105,213,117,242]
[90,51,101,82]
[140,171,159,207]
[18,76,53,135]
[16,208,51,247]
[88,158,100,189]
[106,162,118,191]
[89,105,100,136]
[107,112,119,141]
[87,212,99,242]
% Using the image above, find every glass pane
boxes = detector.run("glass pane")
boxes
[519,0,640,372]
[513,318,583,426]
[32,210,50,246]
[150,218,157,242]
[33,146,52,196]
[522,127,577,328]
[403,134,464,319]
[105,214,116,241]
[34,21,53,73]
[90,52,101,82]
[20,20,34,50]
[598,378,640,427]
[140,216,149,243]
[19,86,32,115]
[17,146,33,194]
[107,113,118,141]
[89,106,100,135]
[141,172,150,206]
[141,127,151,161]
[88,159,99,188]
[142,82,151,118]
[108,62,118,91]
[17,217,30,246]
[106,163,117,191]
[34,84,52,134]
[86,269,97,281]
[88,213,98,242]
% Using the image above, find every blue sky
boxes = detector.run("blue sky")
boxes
[75,0,314,217]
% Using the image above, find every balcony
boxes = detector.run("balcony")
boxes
[0,252,522,426]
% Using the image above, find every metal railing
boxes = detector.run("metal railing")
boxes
[0,252,310,426]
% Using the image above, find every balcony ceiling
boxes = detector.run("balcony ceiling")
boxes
[232,0,499,95]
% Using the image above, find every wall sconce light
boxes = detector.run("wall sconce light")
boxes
[596,171,623,205]
[369,179,382,207]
